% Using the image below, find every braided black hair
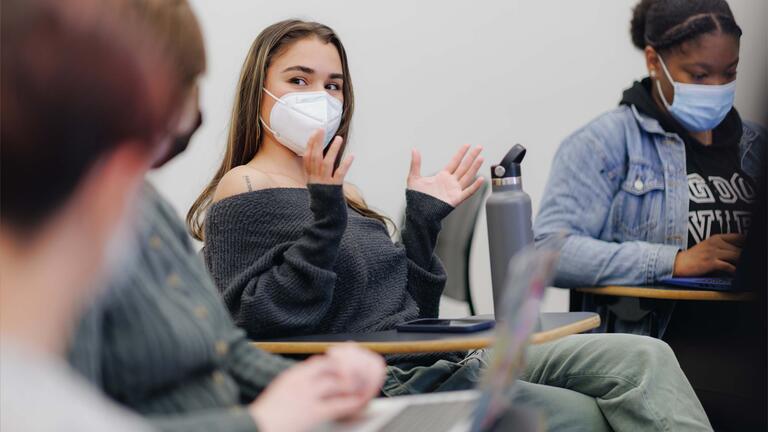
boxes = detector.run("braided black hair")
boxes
[630,0,742,52]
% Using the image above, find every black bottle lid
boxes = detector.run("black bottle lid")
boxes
[490,144,526,179]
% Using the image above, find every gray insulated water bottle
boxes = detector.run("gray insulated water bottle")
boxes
[486,144,533,318]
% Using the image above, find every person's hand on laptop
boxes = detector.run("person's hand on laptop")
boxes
[673,233,745,276]
[250,345,385,432]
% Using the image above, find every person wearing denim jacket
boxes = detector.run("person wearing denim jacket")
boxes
[534,0,766,337]
[535,102,764,333]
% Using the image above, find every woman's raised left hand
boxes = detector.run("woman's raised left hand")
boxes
[407,144,485,207]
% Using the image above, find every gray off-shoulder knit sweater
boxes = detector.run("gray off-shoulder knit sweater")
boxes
[204,184,459,364]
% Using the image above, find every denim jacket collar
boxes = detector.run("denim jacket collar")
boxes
[629,104,762,171]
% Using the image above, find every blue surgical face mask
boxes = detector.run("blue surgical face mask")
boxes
[655,54,737,132]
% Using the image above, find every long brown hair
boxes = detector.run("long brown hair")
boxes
[187,19,390,241]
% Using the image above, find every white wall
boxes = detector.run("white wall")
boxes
[149,0,768,316]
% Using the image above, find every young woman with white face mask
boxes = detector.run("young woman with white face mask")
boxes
[188,19,486,341]
[189,19,715,432]
[535,0,765,427]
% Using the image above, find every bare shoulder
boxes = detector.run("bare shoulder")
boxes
[344,182,365,204]
[213,166,274,203]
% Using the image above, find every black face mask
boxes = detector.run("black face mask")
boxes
[152,111,203,168]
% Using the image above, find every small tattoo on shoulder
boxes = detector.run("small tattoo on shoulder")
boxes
[244,175,253,192]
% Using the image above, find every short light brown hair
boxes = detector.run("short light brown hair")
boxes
[131,0,207,91]
[1,0,180,230]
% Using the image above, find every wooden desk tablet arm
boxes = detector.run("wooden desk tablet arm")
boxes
[574,286,756,301]
[251,313,601,355]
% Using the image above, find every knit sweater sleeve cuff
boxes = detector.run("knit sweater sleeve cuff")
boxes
[405,190,455,225]
[307,184,348,221]
[401,190,454,269]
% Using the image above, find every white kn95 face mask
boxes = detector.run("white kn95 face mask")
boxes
[260,88,343,155]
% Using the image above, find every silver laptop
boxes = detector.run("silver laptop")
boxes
[323,247,559,432]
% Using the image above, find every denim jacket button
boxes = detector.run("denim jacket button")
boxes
[634,179,644,191]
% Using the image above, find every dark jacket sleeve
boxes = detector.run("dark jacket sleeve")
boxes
[223,328,294,401]
[399,190,454,318]
[206,184,348,339]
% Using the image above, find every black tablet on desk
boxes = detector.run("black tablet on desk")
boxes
[396,318,495,333]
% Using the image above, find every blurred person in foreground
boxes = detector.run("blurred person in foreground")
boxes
[67,1,385,432]
[0,0,180,429]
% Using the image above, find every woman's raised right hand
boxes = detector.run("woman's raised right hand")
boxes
[303,129,354,186]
